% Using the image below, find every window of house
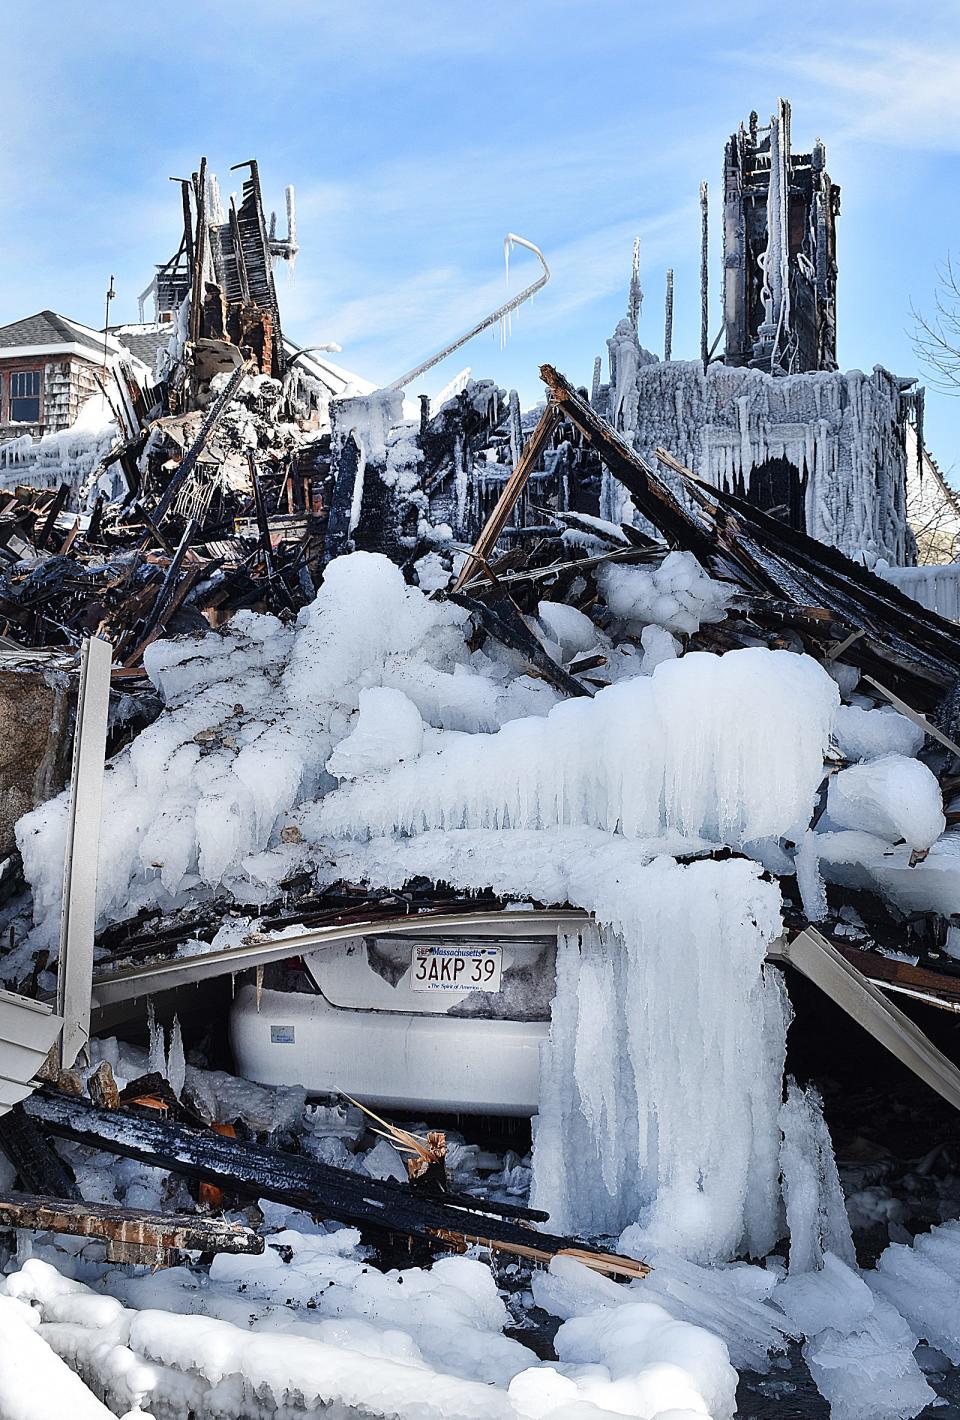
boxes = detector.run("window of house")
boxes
[9,370,41,423]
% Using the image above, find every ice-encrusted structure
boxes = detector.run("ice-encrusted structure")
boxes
[317,646,838,848]
[15,552,847,1270]
[0,393,119,498]
[879,560,960,623]
[599,356,914,566]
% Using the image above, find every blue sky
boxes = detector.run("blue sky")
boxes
[3,1,960,472]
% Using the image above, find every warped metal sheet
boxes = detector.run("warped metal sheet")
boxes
[769,927,960,1113]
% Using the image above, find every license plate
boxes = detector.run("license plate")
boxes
[410,944,502,993]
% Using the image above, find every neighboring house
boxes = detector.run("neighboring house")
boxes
[0,311,161,445]
[0,311,114,438]
[906,441,960,565]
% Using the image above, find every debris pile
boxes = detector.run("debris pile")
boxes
[4,108,960,1420]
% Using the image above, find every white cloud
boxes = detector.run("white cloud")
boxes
[741,38,960,152]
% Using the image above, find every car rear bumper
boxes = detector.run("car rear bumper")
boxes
[229,983,545,1116]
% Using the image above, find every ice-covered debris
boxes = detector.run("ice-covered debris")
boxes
[6,1256,522,1420]
[88,1035,306,1133]
[776,1254,935,1420]
[327,830,788,1263]
[597,550,734,635]
[826,754,945,850]
[361,1138,408,1181]
[834,704,925,762]
[319,647,838,849]
[779,1082,856,1274]
[326,687,424,780]
[869,1219,960,1364]
[816,829,960,917]
[5,1249,753,1420]
[639,623,679,673]
[414,551,451,591]
[334,388,404,470]
[16,553,560,944]
[609,1252,794,1372]
[536,600,599,662]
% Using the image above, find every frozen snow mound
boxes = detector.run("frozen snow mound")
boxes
[597,550,734,636]
[5,1253,742,1420]
[826,754,945,850]
[15,552,562,945]
[320,647,838,848]
[834,704,925,762]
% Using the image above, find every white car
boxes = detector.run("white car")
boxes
[230,910,584,1116]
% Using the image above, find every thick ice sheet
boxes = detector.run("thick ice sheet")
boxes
[319,646,838,848]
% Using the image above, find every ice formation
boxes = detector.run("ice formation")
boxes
[833,704,925,762]
[604,359,913,565]
[825,755,945,850]
[0,393,119,499]
[318,646,838,848]
[2,1253,744,1420]
[14,551,849,1279]
[16,553,560,944]
[0,1295,121,1419]
[597,550,734,636]
[326,831,789,1263]
[776,1254,936,1420]
[816,828,960,917]
[869,1219,960,1363]
[778,1082,856,1275]
[533,901,788,1259]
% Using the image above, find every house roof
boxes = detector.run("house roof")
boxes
[108,324,169,372]
[0,310,106,358]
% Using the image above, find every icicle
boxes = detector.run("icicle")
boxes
[627,235,642,331]
[146,1002,166,1079]
[166,1016,186,1099]
[779,1080,856,1273]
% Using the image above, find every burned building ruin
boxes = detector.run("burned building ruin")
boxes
[328,99,922,575]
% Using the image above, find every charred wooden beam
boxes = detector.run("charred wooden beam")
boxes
[453,401,560,591]
[0,1191,262,1261]
[448,589,592,698]
[37,484,70,551]
[23,1092,648,1276]
[0,1106,80,1200]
